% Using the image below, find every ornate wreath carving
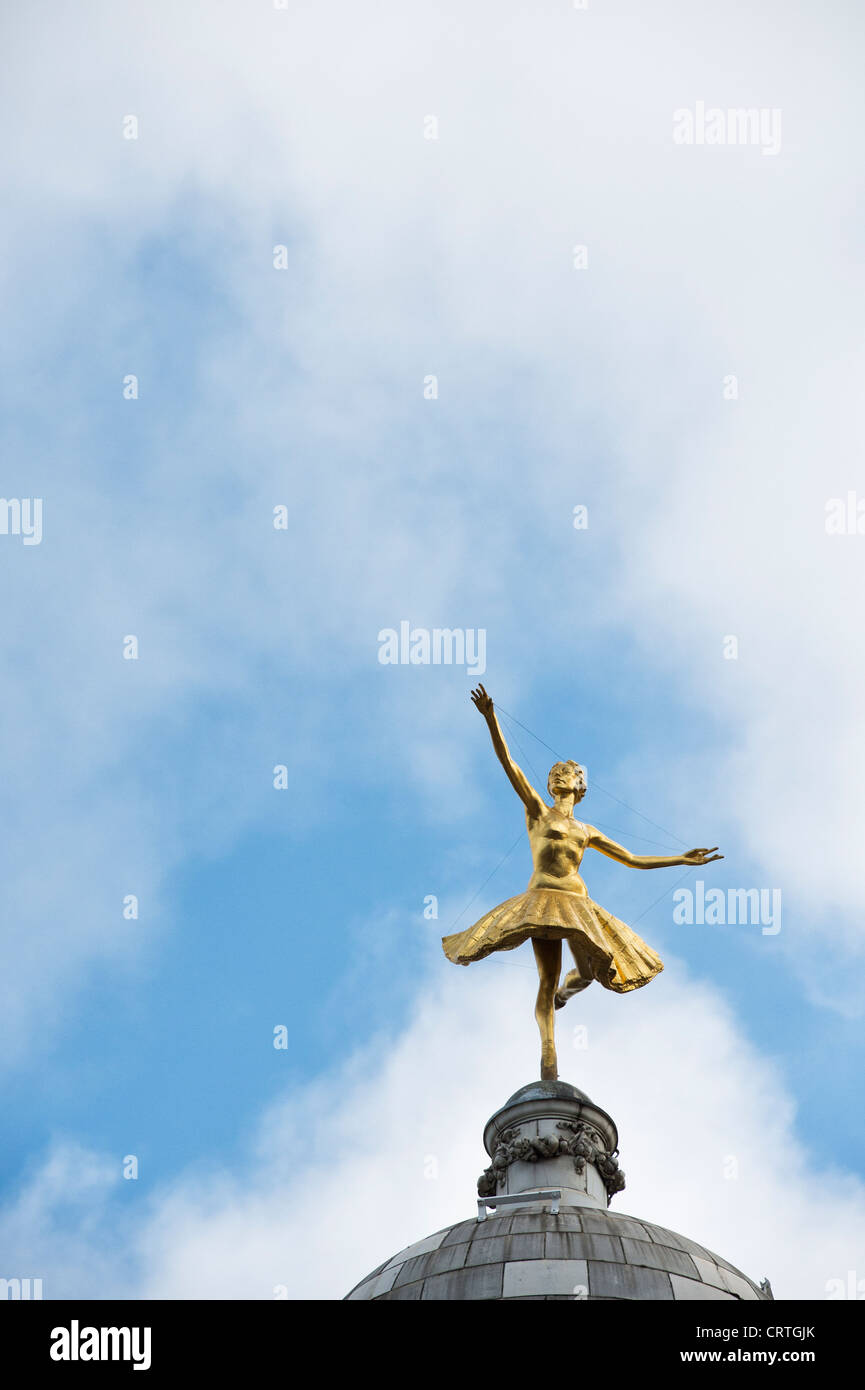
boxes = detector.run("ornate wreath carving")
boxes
[477,1120,625,1201]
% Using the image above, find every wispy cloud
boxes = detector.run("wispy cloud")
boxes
[2,952,863,1299]
[1,0,863,1294]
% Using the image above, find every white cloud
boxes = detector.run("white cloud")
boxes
[3,947,862,1299]
[0,1141,131,1299]
[0,0,863,1295]
[1,1,861,1028]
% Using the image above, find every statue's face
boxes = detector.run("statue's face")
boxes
[548,761,586,802]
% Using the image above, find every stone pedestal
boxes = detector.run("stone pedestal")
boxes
[478,1080,624,1211]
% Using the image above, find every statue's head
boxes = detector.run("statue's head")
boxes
[547,760,587,803]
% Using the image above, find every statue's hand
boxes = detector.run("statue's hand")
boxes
[682,847,724,865]
[471,683,494,717]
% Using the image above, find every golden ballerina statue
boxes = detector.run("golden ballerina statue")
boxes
[442,686,723,1080]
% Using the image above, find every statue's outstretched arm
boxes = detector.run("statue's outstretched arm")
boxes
[587,827,723,870]
[471,685,545,816]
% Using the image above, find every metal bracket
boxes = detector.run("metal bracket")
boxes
[477,1189,561,1222]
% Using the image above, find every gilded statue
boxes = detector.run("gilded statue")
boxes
[442,686,722,1080]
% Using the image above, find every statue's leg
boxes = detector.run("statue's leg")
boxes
[531,938,562,1081]
[555,939,592,1009]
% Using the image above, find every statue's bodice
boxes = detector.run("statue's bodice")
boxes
[526,808,591,893]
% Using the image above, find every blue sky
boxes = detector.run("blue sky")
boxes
[1,0,864,1298]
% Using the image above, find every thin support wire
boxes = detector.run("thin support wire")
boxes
[495,702,690,849]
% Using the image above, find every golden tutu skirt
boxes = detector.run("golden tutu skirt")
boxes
[441,887,663,993]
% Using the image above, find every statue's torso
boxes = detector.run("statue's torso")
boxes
[526,807,590,893]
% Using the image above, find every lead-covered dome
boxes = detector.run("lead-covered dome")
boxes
[345,1081,771,1302]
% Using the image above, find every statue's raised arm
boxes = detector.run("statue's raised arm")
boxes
[471,685,545,819]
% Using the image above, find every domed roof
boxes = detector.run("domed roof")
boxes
[345,1204,768,1301]
[504,1080,593,1106]
[344,1078,771,1302]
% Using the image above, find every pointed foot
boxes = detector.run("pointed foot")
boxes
[555,970,591,1009]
